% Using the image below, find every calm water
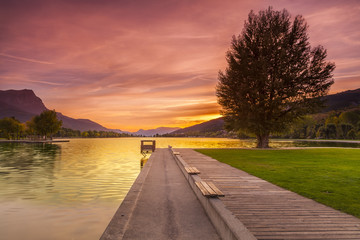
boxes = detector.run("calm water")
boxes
[0,138,359,240]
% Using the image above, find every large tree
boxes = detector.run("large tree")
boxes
[31,110,62,140]
[216,7,335,148]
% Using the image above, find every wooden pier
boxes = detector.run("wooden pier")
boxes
[101,148,220,240]
[102,147,360,239]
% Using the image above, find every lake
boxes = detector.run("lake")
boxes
[1,137,359,240]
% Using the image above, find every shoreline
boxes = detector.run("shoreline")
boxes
[290,139,360,144]
[0,139,70,143]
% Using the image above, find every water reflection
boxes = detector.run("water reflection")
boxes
[0,143,60,201]
[0,139,143,240]
[140,157,148,169]
[0,142,59,170]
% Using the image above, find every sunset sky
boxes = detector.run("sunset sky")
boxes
[1,0,359,131]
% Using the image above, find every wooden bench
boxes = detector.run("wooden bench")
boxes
[170,149,200,175]
[185,166,200,175]
[195,181,225,197]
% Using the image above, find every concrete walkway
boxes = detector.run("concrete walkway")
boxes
[101,149,220,240]
[176,148,360,240]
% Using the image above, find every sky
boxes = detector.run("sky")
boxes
[1,0,359,131]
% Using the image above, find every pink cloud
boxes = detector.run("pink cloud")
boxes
[1,0,359,131]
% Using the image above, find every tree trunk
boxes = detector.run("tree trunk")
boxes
[256,134,270,148]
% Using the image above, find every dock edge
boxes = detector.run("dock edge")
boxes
[170,147,257,240]
[100,152,155,240]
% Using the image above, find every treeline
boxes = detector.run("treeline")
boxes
[54,128,133,138]
[279,108,360,140]
[0,109,134,140]
[163,130,235,138]
[0,110,61,140]
[0,117,25,140]
[162,108,360,140]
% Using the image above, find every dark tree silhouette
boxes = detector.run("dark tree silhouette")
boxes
[216,7,335,148]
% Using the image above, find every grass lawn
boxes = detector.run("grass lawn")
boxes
[196,148,360,218]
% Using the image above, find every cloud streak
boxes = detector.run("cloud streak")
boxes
[0,53,54,65]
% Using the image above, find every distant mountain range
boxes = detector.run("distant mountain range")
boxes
[1,88,359,136]
[0,89,181,135]
[134,127,181,136]
[0,89,121,132]
[170,118,224,136]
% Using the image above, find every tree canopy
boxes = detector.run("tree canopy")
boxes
[30,110,62,139]
[216,7,335,148]
[0,117,24,140]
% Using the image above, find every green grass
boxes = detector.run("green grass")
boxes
[196,148,360,218]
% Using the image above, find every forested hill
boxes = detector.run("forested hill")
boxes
[165,118,226,137]
[165,88,360,137]
[323,88,360,112]
[134,127,181,136]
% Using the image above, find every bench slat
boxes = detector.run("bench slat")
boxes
[195,181,225,197]
[185,166,200,174]
[200,181,217,197]
[190,167,200,174]
[207,182,225,197]
[195,181,210,196]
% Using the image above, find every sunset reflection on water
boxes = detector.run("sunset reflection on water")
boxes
[0,137,246,240]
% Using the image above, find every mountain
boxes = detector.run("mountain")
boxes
[170,118,225,136]
[168,88,360,137]
[134,127,181,136]
[0,89,47,122]
[323,88,360,112]
[0,89,122,132]
[56,113,110,132]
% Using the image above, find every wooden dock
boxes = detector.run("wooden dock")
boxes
[101,148,220,240]
[175,148,360,240]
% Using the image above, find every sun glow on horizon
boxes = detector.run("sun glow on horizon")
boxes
[99,113,223,132]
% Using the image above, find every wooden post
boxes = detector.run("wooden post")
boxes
[140,140,156,156]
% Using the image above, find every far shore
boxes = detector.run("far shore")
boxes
[1,137,359,145]
[0,139,70,143]
[278,139,360,144]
